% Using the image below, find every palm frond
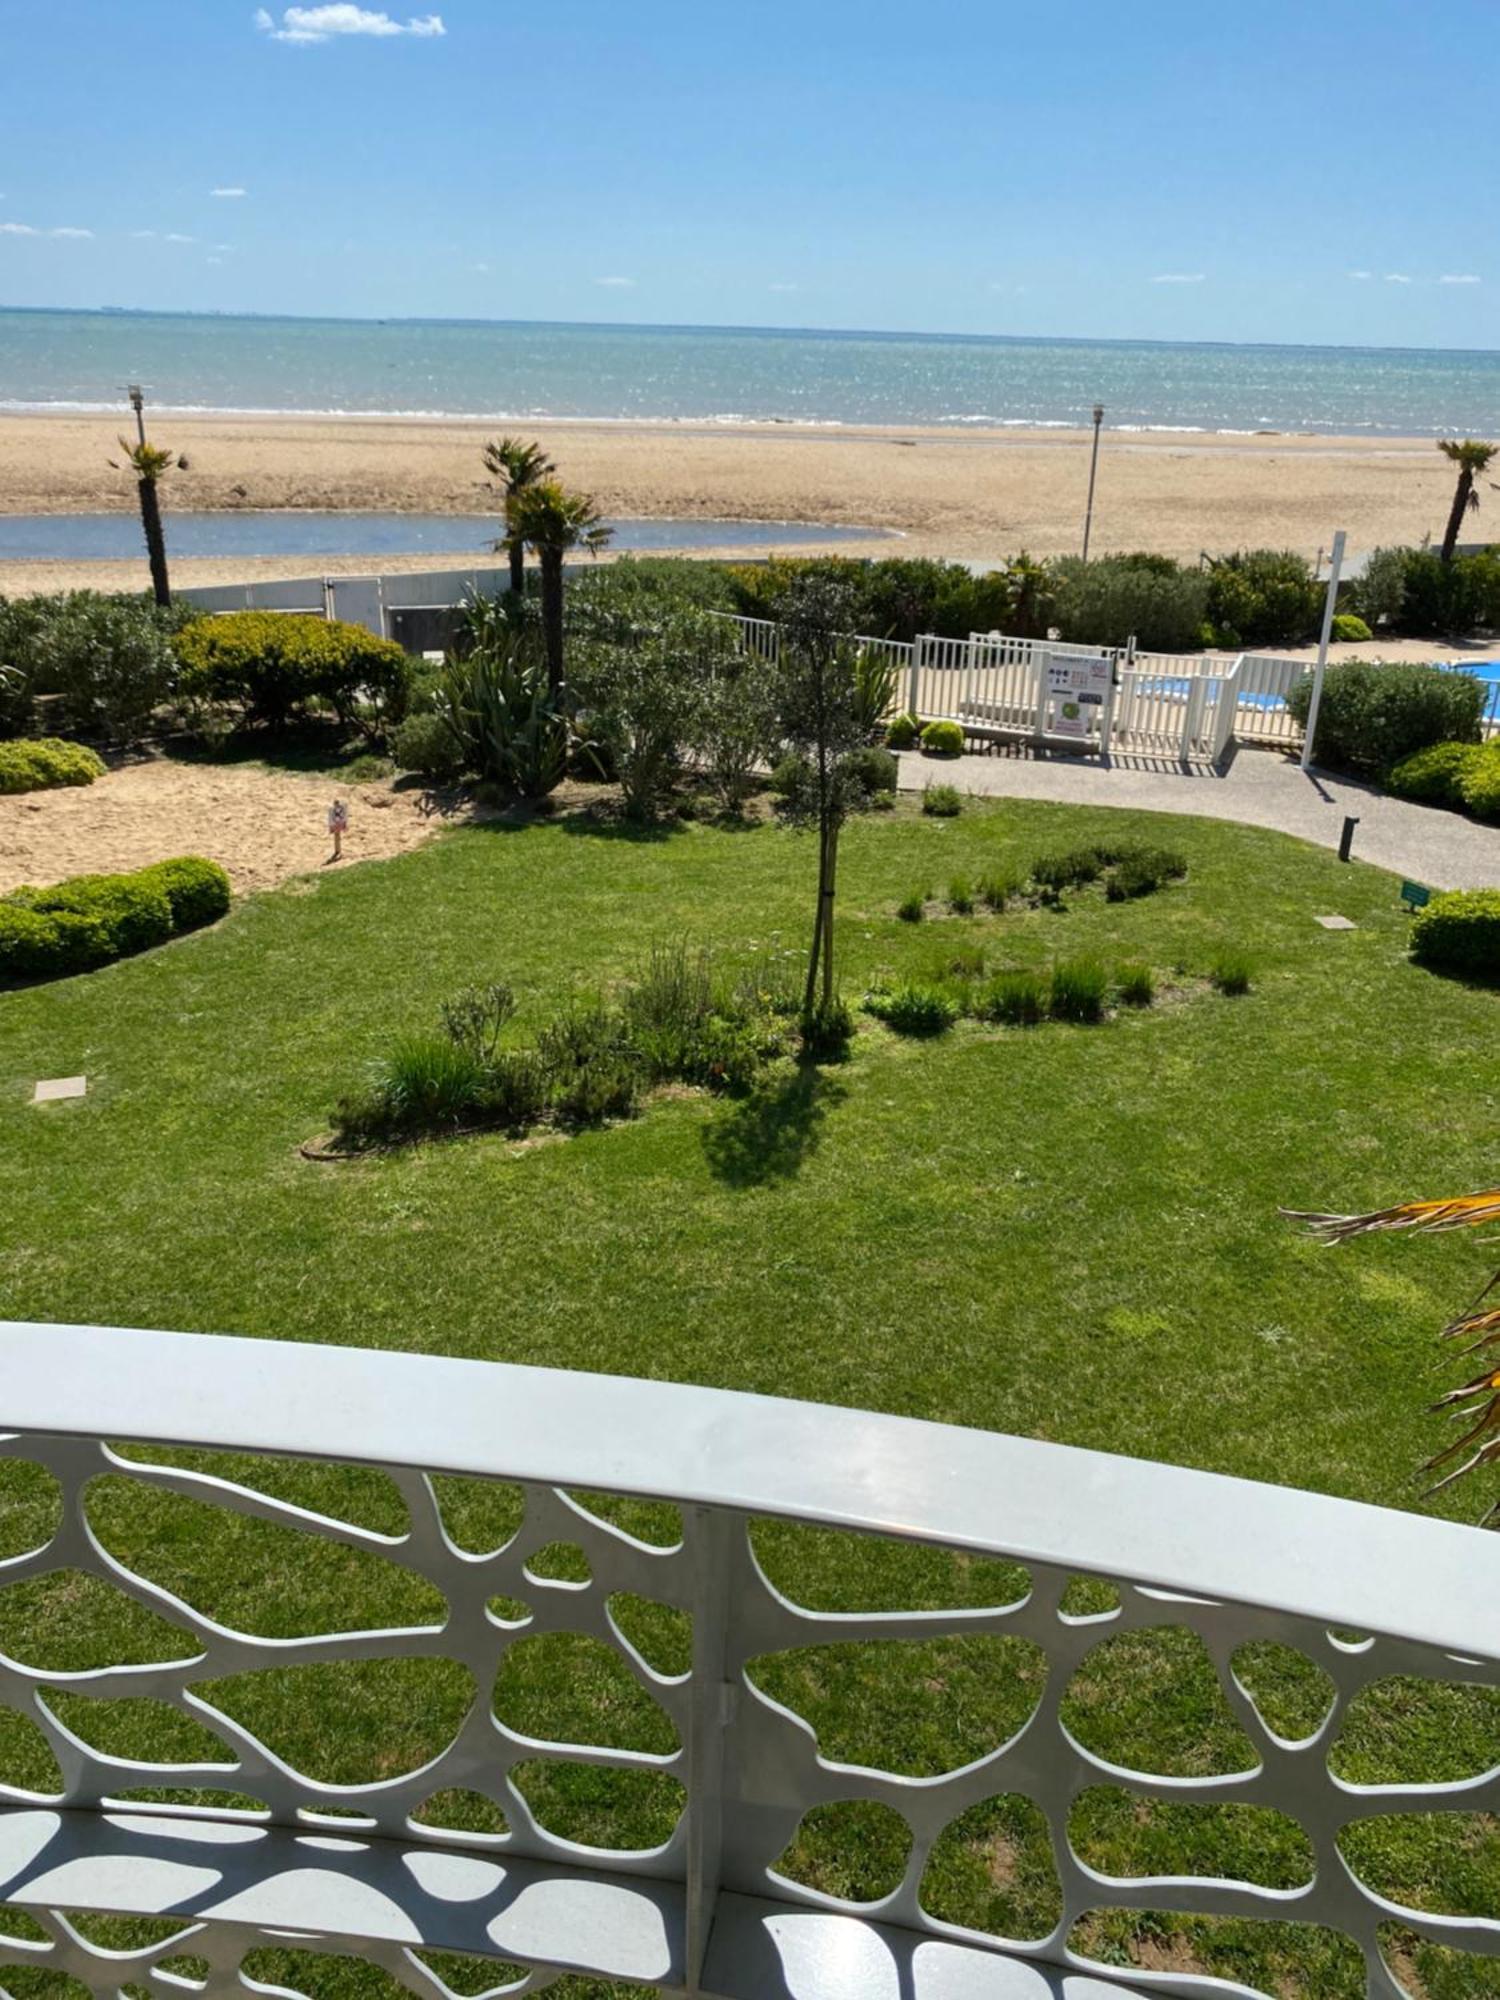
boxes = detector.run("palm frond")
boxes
[1281,1190,1500,1241]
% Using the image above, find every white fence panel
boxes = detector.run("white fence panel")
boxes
[1234,654,1311,746]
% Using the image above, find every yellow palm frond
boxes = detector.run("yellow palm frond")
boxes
[1282,1190,1500,1242]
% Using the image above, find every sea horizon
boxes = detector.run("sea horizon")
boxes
[3,306,1499,438]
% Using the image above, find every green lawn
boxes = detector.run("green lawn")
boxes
[1,785,1497,2000]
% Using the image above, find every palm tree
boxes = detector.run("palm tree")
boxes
[504,480,612,697]
[110,438,180,607]
[482,437,555,598]
[1436,438,1498,563]
[1284,1190,1500,1518]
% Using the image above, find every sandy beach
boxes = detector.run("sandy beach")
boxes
[0,410,1478,597]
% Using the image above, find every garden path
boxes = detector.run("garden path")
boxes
[898,743,1500,890]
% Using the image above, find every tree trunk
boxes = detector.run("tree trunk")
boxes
[507,532,525,598]
[802,822,827,1018]
[540,550,564,699]
[137,477,171,607]
[1441,471,1474,563]
[820,823,839,1008]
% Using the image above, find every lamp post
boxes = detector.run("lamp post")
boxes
[126,384,147,447]
[1081,403,1105,562]
[1301,529,1346,774]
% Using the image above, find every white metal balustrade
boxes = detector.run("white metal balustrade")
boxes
[0,1323,1497,2000]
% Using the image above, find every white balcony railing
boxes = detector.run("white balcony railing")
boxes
[0,1322,1496,2000]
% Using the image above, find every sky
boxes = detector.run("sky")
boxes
[0,0,1496,350]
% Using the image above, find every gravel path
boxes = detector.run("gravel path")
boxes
[898,743,1500,890]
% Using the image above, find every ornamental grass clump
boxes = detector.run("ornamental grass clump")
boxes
[864,979,959,1036]
[975,968,1049,1026]
[1049,957,1108,1022]
[921,783,963,817]
[948,876,975,915]
[977,869,1021,912]
[896,889,928,922]
[1116,963,1156,1007]
[1211,951,1254,996]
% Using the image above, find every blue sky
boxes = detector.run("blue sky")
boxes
[1,0,1495,348]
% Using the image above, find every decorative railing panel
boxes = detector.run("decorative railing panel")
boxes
[0,1324,1496,2000]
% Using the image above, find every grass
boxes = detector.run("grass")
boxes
[3,786,1500,2000]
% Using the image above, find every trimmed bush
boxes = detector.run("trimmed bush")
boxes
[1050,957,1108,1022]
[0,855,225,982]
[976,968,1048,1025]
[921,783,963,817]
[1286,660,1483,773]
[1411,890,1500,978]
[0,738,106,794]
[139,857,231,932]
[1332,613,1373,643]
[390,712,466,781]
[1458,753,1500,820]
[1387,741,1486,810]
[885,711,919,750]
[845,746,899,795]
[920,720,965,758]
[1211,951,1253,996]
[896,889,927,922]
[176,613,411,734]
[864,980,958,1036]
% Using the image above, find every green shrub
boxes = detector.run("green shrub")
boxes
[1411,889,1500,978]
[390,712,466,780]
[438,626,567,801]
[0,738,106,794]
[896,889,927,922]
[977,869,1020,911]
[1286,660,1483,773]
[0,854,225,982]
[1457,752,1500,820]
[1353,547,1493,636]
[369,1034,490,1131]
[885,711,919,750]
[474,1050,552,1130]
[771,753,811,798]
[920,720,965,758]
[1210,951,1253,996]
[948,876,975,915]
[799,996,855,1061]
[1332,613,1373,643]
[0,661,32,738]
[845,746,899,795]
[1116,963,1155,1007]
[1387,740,1486,809]
[1105,847,1186,901]
[176,613,411,735]
[1204,550,1322,648]
[975,968,1048,1025]
[864,980,958,1036]
[1052,553,1208,653]
[697,649,780,813]
[1031,848,1101,895]
[921,783,963,817]
[139,857,231,932]
[16,592,181,744]
[1050,957,1108,1022]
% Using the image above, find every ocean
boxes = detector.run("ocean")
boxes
[2,310,1498,438]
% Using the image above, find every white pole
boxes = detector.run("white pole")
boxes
[1301,530,1346,773]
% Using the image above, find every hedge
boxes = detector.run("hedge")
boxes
[175,613,411,733]
[0,738,106,795]
[1387,741,1485,810]
[0,856,230,982]
[0,592,184,745]
[1411,889,1500,978]
[1286,661,1483,773]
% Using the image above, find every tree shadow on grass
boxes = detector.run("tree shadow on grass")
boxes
[701,1064,847,1190]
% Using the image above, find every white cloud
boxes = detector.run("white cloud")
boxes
[255,5,445,43]
[212,187,248,199]
[1152,272,1205,284]
[1346,269,1372,281]
[0,222,92,239]
[1440,273,1481,285]
[1384,272,1412,284]
[595,275,635,288]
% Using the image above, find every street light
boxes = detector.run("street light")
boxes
[125,384,146,446]
[1081,403,1105,562]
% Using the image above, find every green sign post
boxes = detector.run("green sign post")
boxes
[1401,881,1432,910]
